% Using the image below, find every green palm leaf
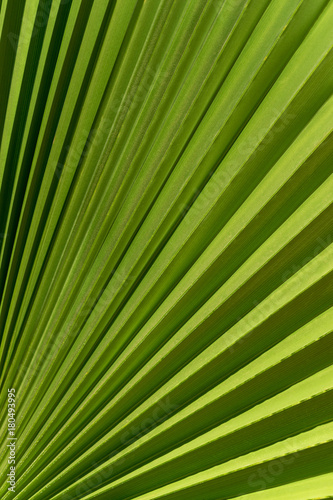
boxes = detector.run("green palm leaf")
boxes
[0,0,332,499]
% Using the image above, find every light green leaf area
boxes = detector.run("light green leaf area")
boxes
[0,0,332,499]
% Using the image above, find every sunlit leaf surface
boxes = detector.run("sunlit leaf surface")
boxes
[0,1,332,499]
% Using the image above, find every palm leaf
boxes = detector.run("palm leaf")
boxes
[0,0,332,499]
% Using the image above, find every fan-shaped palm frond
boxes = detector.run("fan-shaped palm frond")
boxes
[0,1,333,499]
